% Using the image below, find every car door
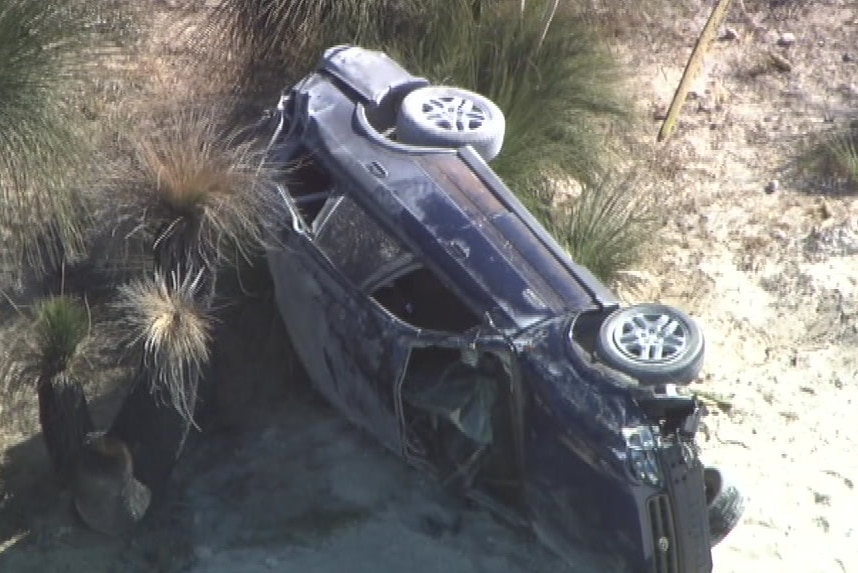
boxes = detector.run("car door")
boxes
[268,182,414,454]
[365,263,526,509]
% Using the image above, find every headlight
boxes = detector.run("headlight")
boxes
[622,426,663,487]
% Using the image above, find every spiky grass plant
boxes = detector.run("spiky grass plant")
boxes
[208,0,418,82]
[0,295,96,481]
[113,269,214,426]
[541,173,655,283]
[34,295,90,374]
[0,0,102,278]
[111,107,278,274]
[824,128,858,192]
[796,124,858,195]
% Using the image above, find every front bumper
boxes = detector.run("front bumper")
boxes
[646,444,712,573]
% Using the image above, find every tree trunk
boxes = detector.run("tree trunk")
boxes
[37,370,95,484]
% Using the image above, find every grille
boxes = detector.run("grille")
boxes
[648,494,679,573]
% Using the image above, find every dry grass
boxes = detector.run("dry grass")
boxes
[795,123,858,195]
[112,268,214,426]
[107,106,279,273]
[0,0,104,281]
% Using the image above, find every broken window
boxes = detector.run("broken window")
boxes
[399,346,522,504]
[314,195,409,287]
[371,267,481,333]
[280,146,334,226]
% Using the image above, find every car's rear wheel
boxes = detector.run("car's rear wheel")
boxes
[704,466,745,546]
[595,303,704,385]
[396,86,505,162]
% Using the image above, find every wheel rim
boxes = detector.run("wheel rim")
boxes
[419,95,488,133]
[612,311,689,364]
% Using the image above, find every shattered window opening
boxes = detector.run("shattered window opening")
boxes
[314,194,408,287]
[281,145,335,226]
[371,266,482,333]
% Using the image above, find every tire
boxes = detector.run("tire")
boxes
[595,303,705,385]
[396,86,506,162]
[704,467,745,546]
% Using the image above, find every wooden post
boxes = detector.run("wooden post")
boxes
[657,0,734,142]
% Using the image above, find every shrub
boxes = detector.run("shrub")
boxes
[0,295,94,481]
[539,172,655,283]
[394,0,627,189]
[796,124,858,195]
[33,295,90,374]
[106,106,279,273]
[822,127,858,192]
[0,0,103,278]
[113,269,214,426]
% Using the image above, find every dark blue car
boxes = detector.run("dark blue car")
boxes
[263,45,744,573]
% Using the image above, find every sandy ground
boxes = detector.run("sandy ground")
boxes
[2,1,858,572]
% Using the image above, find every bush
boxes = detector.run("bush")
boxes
[537,173,655,283]
[0,0,104,278]
[0,295,94,481]
[796,124,858,195]
[821,127,858,192]
[34,295,90,374]
[396,0,627,189]
[105,106,279,274]
[113,269,214,426]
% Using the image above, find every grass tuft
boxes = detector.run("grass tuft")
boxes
[824,128,858,191]
[396,0,626,189]
[34,295,90,375]
[795,123,858,195]
[0,0,105,278]
[540,172,655,283]
[114,269,214,425]
[109,107,278,272]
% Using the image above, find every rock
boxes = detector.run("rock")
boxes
[765,180,779,194]
[844,53,855,63]
[777,32,796,47]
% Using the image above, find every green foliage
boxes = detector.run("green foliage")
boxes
[34,295,90,374]
[397,0,626,188]
[538,173,654,283]
[0,0,103,277]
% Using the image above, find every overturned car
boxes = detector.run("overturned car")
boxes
[263,45,744,573]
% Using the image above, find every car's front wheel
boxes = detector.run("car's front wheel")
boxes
[595,303,705,385]
[396,86,506,162]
